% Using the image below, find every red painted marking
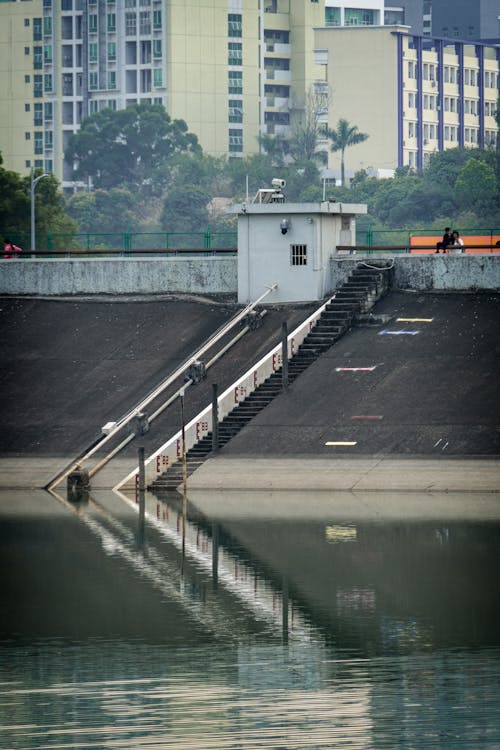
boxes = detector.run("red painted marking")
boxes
[351,415,384,420]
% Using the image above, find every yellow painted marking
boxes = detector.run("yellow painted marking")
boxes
[397,317,434,322]
[325,441,358,446]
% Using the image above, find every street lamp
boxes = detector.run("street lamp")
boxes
[30,167,49,254]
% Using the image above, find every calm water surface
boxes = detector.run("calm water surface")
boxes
[1,488,500,749]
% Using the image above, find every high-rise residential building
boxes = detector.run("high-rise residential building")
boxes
[314,25,500,178]
[386,0,500,40]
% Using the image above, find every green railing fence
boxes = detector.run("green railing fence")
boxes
[3,226,500,254]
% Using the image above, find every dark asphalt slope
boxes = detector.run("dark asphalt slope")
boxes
[221,292,500,457]
[0,296,315,458]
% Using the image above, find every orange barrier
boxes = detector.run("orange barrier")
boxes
[410,235,500,254]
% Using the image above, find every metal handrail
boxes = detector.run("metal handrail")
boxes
[46,283,278,491]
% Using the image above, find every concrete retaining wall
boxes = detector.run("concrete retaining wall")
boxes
[331,254,500,292]
[0,257,237,296]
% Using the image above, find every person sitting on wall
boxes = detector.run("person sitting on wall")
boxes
[436,227,453,254]
[3,239,23,259]
[447,231,464,253]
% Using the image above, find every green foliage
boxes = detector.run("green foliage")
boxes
[455,158,498,218]
[327,119,369,187]
[65,103,201,194]
[160,185,211,234]
[65,188,138,235]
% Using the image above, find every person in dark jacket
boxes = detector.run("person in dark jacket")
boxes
[436,227,452,254]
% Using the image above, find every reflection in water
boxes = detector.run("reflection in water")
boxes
[1,488,500,748]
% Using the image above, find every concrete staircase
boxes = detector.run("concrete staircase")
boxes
[150,263,391,493]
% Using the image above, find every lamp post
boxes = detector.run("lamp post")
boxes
[30,168,49,254]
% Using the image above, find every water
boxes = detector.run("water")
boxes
[1,488,500,749]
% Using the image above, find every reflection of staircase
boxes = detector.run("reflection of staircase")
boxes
[150,264,391,493]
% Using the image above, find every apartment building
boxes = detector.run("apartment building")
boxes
[314,25,500,178]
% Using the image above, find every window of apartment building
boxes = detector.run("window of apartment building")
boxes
[126,13,137,35]
[423,63,429,80]
[88,14,98,33]
[444,126,449,140]
[25,103,31,112]
[228,71,242,94]
[228,13,242,37]
[429,124,435,139]
[470,69,476,86]
[63,101,73,124]
[139,0,150,5]
[153,68,162,87]
[125,0,136,6]
[25,18,30,27]
[465,127,470,143]
[407,61,415,78]
[89,43,98,63]
[25,46,30,56]
[408,151,415,168]
[344,8,374,25]
[44,73,53,92]
[25,131,31,141]
[61,16,72,39]
[408,121,415,137]
[44,102,53,121]
[423,124,429,141]
[450,68,456,84]
[429,64,435,81]
[429,96,435,111]
[89,100,99,114]
[34,159,43,169]
[44,130,53,148]
[26,160,32,169]
[444,97,449,111]
[34,75,43,97]
[325,7,340,26]
[140,69,151,92]
[450,97,456,113]
[290,244,307,266]
[408,92,416,108]
[33,46,43,69]
[33,18,42,41]
[153,10,161,29]
[229,99,242,123]
[153,39,162,58]
[153,96,162,105]
[464,69,470,85]
[62,44,73,66]
[25,74,31,83]
[228,42,242,66]
[61,0,72,10]
[45,159,53,173]
[229,128,243,152]
[464,99,470,114]
[423,94,429,109]
[44,16,52,35]
[44,44,52,63]
[470,129,477,144]
[108,99,117,110]
[34,103,43,125]
[62,72,73,95]
[107,13,116,32]
[89,71,98,90]
[140,40,151,63]
[139,11,151,34]
[108,42,116,61]
[107,71,116,89]
[34,131,43,154]
[444,66,449,83]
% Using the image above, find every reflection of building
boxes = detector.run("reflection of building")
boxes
[314,25,500,178]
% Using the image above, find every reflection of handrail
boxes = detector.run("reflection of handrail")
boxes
[47,283,278,492]
[115,292,336,492]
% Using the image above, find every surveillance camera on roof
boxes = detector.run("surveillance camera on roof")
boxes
[272,178,286,189]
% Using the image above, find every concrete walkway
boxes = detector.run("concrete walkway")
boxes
[187,456,500,493]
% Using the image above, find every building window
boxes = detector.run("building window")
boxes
[44,102,53,121]
[107,13,116,32]
[25,18,30,27]
[44,73,53,92]
[470,69,476,86]
[290,244,307,266]
[408,121,415,137]
[408,92,416,108]
[228,42,242,66]
[325,7,340,25]
[45,159,53,173]
[444,126,450,140]
[44,44,52,63]
[34,75,43,97]
[125,13,136,35]
[153,9,161,29]
[344,8,374,25]
[108,99,117,110]
[89,42,98,62]
[25,103,31,112]
[153,39,162,58]
[153,68,162,87]
[229,128,243,152]
[25,74,31,83]
[139,11,151,34]
[228,70,242,94]
[33,46,42,69]
[228,13,242,37]
[108,42,116,61]
[89,100,99,114]
[408,151,415,167]
[61,0,72,10]
[34,102,43,125]
[88,14,98,33]
[33,18,42,40]
[229,99,242,123]
[89,72,98,89]
[107,71,116,89]
[44,16,52,35]
[25,132,31,141]
[34,132,43,154]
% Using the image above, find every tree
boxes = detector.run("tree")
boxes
[160,185,211,236]
[454,158,498,218]
[288,86,330,163]
[65,103,201,194]
[327,118,369,187]
[65,188,139,237]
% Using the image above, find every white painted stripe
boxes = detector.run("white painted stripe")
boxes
[325,441,358,446]
[397,317,434,322]
[335,366,377,372]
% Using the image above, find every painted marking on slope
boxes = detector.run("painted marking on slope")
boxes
[351,415,384,421]
[335,366,377,372]
[325,441,358,447]
[397,317,433,323]
[379,330,420,336]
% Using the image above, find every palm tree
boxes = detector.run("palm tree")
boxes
[327,118,369,187]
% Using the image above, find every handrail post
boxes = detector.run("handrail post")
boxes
[211,383,219,453]
[281,321,288,391]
